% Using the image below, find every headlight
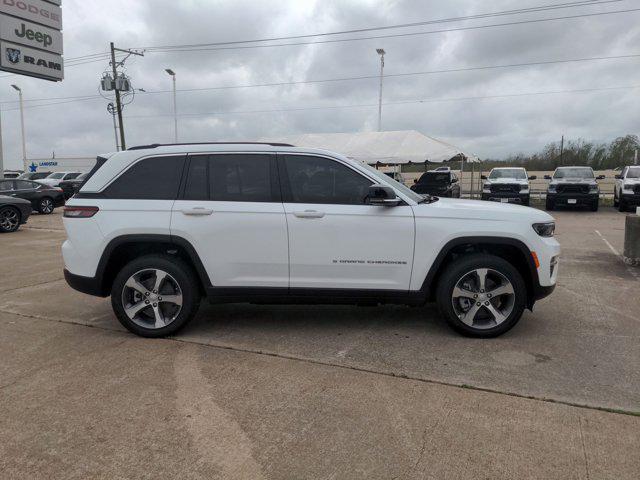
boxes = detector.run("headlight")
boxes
[532,222,555,237]
[482,183,491,193]
[623,183,634,192]
[589,185,599,193]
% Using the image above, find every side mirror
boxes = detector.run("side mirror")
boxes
[615,174,622,180]
[529,175,537,180]
[413,178,418,184]
[367,184,401,207]
[451,177,459,183]
[597,175,606,180]
[480,175,487,180]
[544,175,552,180]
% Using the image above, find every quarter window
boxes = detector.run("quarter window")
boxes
[16,181,35,190]
[104,156,185,200]
[282,155,373,205]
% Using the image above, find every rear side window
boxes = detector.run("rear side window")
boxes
[16,181,35,190]
[282,155,373,205]
[105,156,185,200]
[210,154,273,202]
[183,156,208,201]
[0,180,14,191]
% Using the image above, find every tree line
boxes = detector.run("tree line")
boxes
[480,134,639,171]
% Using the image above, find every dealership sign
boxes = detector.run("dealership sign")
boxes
[0,40,63,80]
[0,0,62,30]
[0,0,62,81]
[0,15,61,54]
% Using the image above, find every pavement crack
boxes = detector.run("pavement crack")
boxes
[578,416,591,480]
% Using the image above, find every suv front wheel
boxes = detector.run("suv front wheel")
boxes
[111,255,201,338]
[436,254,527,337]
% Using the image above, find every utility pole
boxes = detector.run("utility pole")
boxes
[11,85,27,171]
[559,135,564,166]
[376,48,385,132]
[108,42,143,150]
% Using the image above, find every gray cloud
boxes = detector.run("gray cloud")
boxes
[1,0,639,169]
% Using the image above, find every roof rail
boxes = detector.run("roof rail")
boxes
[128,142,295,151]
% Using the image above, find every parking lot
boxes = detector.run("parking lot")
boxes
[1,208,639,479]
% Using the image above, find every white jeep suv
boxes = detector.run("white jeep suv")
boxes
[62,143,560,338]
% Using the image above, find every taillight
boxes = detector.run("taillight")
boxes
[64,206,99,218]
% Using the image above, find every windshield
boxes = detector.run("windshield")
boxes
[361,163,423,203]
[627,168,640,179]
[489,168,527,180]
[554,167,594,179]
[420,173,449,184]
[48,173,65,179]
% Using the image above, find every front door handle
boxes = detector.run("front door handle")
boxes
[181,207,214,216]
[293,210,325,219]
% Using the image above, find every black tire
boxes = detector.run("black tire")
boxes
[523,198,530,207]
[618,197,627,212]
[111,255,201,338]
[545,199,554,211]
[613,191,619,207]
[0,206,21,233]
[37,197,54,214]
[436,254,527,338]
[590,200,599,212]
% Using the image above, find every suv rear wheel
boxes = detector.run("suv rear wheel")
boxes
[0,206,20,233]
[436,254,527,338]
[38,197,54,214]
[111,255,201,337]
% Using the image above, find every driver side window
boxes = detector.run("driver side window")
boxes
[282,155,373,205]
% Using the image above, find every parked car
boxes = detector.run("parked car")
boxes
[2,170,22,179]
[0,195,31,233]
[38,171,83,188]
[481,167,536,206]
[18,172,53,181]
[545,167,604,211]
[62,143,559,339]
[614,166,640,212]
[59,173,89,200]
[0,179,65,214]
[411,170,461,197]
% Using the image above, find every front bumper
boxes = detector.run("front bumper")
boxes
[546,192,598,207]
[481,192,530,204]
[621,193,640,206]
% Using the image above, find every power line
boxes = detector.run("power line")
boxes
[124,85,640,119]
[139,7,640,54]
[138,0,624,51]
[1,51,637,108]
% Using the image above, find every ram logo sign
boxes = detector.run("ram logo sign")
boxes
[0,41,62,80]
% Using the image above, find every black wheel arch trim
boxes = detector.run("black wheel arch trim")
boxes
[67,234,212,297]
[419,236,545,308]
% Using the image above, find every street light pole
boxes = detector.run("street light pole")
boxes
[165,69,178,143]
[376,48,386,132]
[11,85,27,171]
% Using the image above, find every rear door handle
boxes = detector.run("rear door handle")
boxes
[293,210,325,219]
[181,207,214,216]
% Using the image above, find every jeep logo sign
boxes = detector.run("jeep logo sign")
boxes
[0,15,62,54]
[0,0,62,30]
[0,41,62,80]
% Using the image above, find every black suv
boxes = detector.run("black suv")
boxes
[545,166,604,211]
[411,170,460,197]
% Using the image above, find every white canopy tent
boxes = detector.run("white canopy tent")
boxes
[261,130,479,165]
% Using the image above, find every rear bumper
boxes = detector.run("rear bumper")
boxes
[546,193,598,207]
[64,269,107,297]
[481,192,529,204]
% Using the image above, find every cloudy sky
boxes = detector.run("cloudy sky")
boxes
[1,0,639,169]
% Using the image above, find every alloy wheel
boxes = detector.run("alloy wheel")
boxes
[40,198,54,214]
[0,208,19,232]
[451,268,516,329]
[121,269,183,329]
